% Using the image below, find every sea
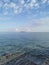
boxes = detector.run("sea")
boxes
[0,32,49,57]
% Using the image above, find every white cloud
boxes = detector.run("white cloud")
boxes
[8,2,21,14]
[24,0,39,9]
[0,1,3,7]
[9,2,16,8]
[34,3,39,7]
[20,0,25,5]
[41,0,47,4]
[31,17,49,32]
[28,0,37,7]
[30,0,36,7]
[15,17,49,32]
[2,2,22,14]
[3,3,9,10]
[48,0,49,3]
[31,0,36,3]
[16,28,24,32]
[0,0,48,15]
[14,7,22,14]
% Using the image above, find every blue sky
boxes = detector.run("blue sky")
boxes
[0,0,49,32]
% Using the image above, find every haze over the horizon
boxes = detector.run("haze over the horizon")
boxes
[0,0,49,32]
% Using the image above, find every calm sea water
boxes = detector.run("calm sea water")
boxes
[0,32,49,56]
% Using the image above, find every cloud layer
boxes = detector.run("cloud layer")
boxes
[0,0,49,32]
[0,0,49,15]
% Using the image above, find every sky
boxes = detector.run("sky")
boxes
[0,0,49,32]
